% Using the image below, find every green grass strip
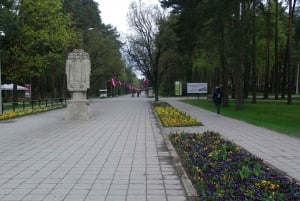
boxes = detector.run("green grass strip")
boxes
[182,99,300,138]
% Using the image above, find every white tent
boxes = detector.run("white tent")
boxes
[1,83,28,91]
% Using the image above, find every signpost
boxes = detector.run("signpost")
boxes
[25,84,31,98]
[175,81,182,96]
[187,83,208,94]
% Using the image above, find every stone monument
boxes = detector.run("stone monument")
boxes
[65,49,92,120]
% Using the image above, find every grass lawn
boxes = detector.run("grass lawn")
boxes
[182,99,300,138]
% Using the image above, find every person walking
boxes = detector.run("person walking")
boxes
[213,85,223,116]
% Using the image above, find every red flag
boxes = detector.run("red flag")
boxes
[111,77,117,87]
[127,83,133,90]
[144,79,149,88]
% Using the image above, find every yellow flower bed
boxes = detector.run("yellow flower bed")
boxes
[154,105,202,127]
[0,106,63,121]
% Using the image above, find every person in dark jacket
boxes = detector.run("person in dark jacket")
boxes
[213,85,223,116]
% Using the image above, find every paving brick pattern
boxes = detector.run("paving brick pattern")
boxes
[0,96,187,201]
[2,95,299,201]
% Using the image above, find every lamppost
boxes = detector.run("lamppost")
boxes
[82,27,94,48]
[0,31,5,115]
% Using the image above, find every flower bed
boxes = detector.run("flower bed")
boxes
[170,132,300,200]
[152,101,202,127]
[0,106,64,121]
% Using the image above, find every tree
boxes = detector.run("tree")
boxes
[63,0,103,33]
[126,1,168,101]
[251,0,258,103]
[64,0,131,97]
[0,0,21,83]
[274,0,279,100]
[285,0,297,104]
[0,0,134,101]
[83,26,126,96]
[161,0,204,90]
[160,0,290,105]
[156,14,180,96]
[9,0,77,99]
[232,1,244,110]
[263,0,272,99]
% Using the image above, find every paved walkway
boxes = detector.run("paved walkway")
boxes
[1,95,299,201]
[163,98,300,183]
[0,95,187,201]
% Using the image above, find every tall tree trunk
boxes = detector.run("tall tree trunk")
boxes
[282,43,288,99]
[38,75,46,99]
[251,0,257,104]
[286,0,296,104]
[234,2,244,110]
[153,63,159,101]
[13,83,17,106]
[31,76,38,100]
[60,73,66,98]
[264,0,271,99]
[243,62,250,99]
[51,70,56,98]
[274,0,279,100]
[231,76,235,99]
[217,16,229,107]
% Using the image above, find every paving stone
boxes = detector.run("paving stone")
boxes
[85,195,106,201]
[0,97,191,200]
[64,194,86,201]
[1,193,25,201]
[127,195,146,201]
[22,194,46,201]
[147,194,167,201]
[106,195,126,201]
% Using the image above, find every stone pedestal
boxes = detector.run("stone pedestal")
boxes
[65,100,92,120]
[65,49,92,120]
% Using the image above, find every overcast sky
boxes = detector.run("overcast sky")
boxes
[95,0,160,36]
[94,0,160,79]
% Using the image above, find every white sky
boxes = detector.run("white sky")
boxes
[94,0,160,79]
[95,0,160,36]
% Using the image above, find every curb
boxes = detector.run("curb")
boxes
[150,104,198,201]
[163,133,198,201]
